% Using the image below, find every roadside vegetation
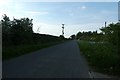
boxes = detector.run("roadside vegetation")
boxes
[1,14,67,60]
[3,41,64,60]
[77,22,120,76]
[78,40,120,76]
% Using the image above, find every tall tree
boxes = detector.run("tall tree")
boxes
[2,14,12,45]
[11,18,33,45]
[76,32,82,40]
[100,22,120,65]
[1,14,34,45]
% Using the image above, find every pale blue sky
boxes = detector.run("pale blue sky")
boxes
[0,1,119,38]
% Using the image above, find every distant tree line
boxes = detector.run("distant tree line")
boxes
[76,23,120,45]
[1,14,64,46]
[76,31,103,41]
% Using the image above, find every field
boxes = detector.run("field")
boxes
[77,40,120,76]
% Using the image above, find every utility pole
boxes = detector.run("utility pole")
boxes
[62,24,65,36]
[118,1,120,23]
[105,21,107,27]
[105,22,107,35]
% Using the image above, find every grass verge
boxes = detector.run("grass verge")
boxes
[3,41,65,60]
[77,40,120,77]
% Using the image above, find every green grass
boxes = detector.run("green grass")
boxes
[3,41,64,60]
[77,40,120,76]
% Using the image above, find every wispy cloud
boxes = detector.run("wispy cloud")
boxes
[26,11,49,15]
[80,5,87,10]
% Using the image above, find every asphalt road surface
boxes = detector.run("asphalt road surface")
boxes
[3,40,90,78]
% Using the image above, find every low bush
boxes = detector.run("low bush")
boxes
[3,41,63,60]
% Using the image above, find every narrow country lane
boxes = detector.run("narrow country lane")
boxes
[3,40,90,78]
